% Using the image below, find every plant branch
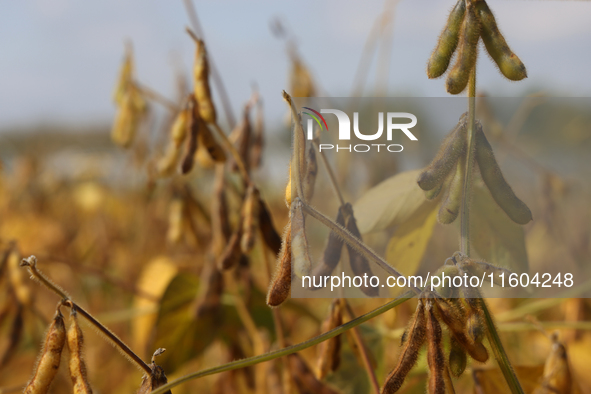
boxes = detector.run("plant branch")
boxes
[134,81,180,112]
[282,91,306,204]
[20,256,152,375]
[150,292,413,394]
[479,298,524,394]
[313,139,346,207]
[457,58,524,394]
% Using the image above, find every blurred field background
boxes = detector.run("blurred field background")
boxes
[1,1,591,393]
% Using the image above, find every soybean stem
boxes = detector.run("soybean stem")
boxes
[20,256,152,374]
[459,62,524,394]
[313,139,346,207]
[283,91,307,204]
[460,67,476,256]
[150,292,414,394]
[69,301,152,374]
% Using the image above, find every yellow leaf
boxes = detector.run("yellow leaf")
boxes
[385,206,438,297]
[132,256,178,356]
[353,170,438,235]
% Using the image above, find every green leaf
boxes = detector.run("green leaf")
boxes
[471,183,529,274]
[153,273,217,373]
[353,170,438,234]
[152,272,275,373]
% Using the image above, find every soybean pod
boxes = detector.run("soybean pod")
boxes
[475,0,527,81]
[427,0,466,79]
[474,123,533,224]
[417,114,467,191]
[446,1,480,95]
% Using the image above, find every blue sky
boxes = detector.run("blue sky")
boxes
[1,0,590,129]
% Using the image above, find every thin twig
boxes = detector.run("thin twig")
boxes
[150,292,414,394]
[134,81,179,112]
[20,256,152,375]
[312,139,345,206]
[460,67,477,256]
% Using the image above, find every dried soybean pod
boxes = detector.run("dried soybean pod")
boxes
[446,2,480,95]
[113,46,133,106]
[291,198,312,278]
[434,298,488,363]
[192,38,216,123]
[474,123,532,224]
[258,196,282,255]
[426,300,445,394]
[467,312,486,343]
[210,168,231,258]
[266,225,292,307]
[240,185,261,253]
[171,100,191,147]
[382,300,427,394]
[344,205,378,297]
[156,143,182,177]
[448,336,467,377]
[233,108,252,173]
[417,115,467,191]
[310,206,347,281]
[475,0,527,81]
[199,125,226,162]
[424,182,443,201]
[137,348,171,394]
[535,333,572,394]
[438,153,466,224]
[67,308,93,394]
[427,0,466,79]
[24,309,66,394]
[181,98,200,174]
[111,92,138,149]
[316,299,343,379]
[303,142,318,201]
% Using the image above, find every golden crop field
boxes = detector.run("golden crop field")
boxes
[1,1,591,394]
